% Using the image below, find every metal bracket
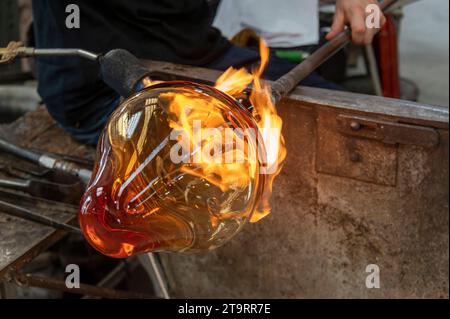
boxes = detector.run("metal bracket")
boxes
[336,114,440,147]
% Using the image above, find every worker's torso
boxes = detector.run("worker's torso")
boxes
[31,0,229,144]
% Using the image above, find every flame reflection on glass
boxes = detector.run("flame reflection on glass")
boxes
[79,42,286,258]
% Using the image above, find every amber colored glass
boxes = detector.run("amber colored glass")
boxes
[79,82,266,258]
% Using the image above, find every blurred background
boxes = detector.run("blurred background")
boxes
[399,0,449,106]
[0,0,449,122]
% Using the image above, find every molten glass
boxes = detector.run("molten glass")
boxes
[79,42,286,258]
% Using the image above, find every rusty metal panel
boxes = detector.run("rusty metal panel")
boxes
[157,97,448,298]
[316,111,398,186]
[142,60,449,127]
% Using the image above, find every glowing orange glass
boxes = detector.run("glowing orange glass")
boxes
[79,42,286,258]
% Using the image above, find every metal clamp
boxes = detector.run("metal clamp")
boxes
[336,114,440,148]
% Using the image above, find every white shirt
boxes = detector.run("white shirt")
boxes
[213,0,319,47]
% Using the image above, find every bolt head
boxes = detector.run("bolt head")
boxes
[350,121,361,131]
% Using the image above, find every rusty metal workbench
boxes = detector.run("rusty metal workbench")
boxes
[0,107,93,282]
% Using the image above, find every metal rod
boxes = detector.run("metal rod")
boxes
[147,253,170,299]
[271,0,398,103]
[0,199,81,234]
[82,259,141,299]
[10,47,99,61]
[0,137,92,184]
[271,30,350,103]
[0,138,41,163]
[0,176,84,204]
[0,177,29,189]
[32,48,99,61]
[365,44,383,96]
[12,272,158,299]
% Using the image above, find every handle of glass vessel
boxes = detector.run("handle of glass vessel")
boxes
[99,49,152,98]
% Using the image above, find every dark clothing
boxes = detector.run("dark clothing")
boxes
[32,0,229,144]
[33,0,228,64]
[32,0,338,145]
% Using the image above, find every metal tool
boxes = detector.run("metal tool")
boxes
[0,198,80,233]
[33,150,95,168]
[0,146,168,298]
[271,0,398,103]
[0,176,83,205]
[2,161,84,186]
[0,187,78,213]
[11,271,157,299]
[0,137,92,184]
[0,1,400,103]
[0,43,151,98]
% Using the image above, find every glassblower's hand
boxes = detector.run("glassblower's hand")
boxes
[326,0,387,45]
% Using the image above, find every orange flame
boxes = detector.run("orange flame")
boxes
[164,89,258,193]
[145,40,286,224]
[215,41,286,222]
